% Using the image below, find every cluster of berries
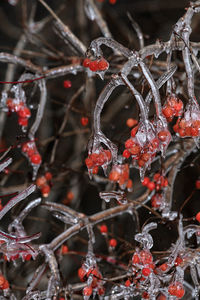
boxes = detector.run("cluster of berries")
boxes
[97,0,117,4]
[6,98,31,127]
[125,249,155,298]
[142,174,168,209]
[123,123,171,171]
[36,172,52,197]
[173,103,200,137]
[4,253,32,262]
[157,255,183,274]
[108,164,133,190]
[78,266,105,297]
[162,95,183,122]
[168,282,185,298]
[83,58,109,72]
[22,141,42,165]
[0,275,9,290]
[85,148,111,175]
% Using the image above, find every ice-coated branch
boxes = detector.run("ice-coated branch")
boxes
[38,0,86,55]
[8,198,42,235]
[28,78,47,140]
[145,64,177,107]
[121,73,148,123]
[139,60,164,121]
[0,184,36,221]
[85,0,113,39]
[0,158,12,173]
[89,37,133,58]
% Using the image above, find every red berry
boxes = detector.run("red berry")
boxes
[78,267,87,281]
[83,286,93,296]
[159,263,168,271]
[139,250,153,264]
[100,224,108,234]
[41,184,50,197]
[89,60,98,72]
[195,179,200,189]
[175,256,183,266]
[61,245,69,254]
[81,117,89,126]
[85,157,93,168]
[147,181,155,191]
[142,291,150,299]
[156,293,167,300]
[132,253,140,264]
[30,153,42,165]
[142,267,151,277]
[123,149,131,158]
[142,177,150,186]
[83,58,91,68]
[18,117,28,127]
[63,80,72,88]
[18,107,31,118]
[195,212,200,222]
[162,106,174,118]
[126,179,133,189]
[25,254,32,261]
[45,172,52,181]
[2,280,9,290]
[125,279,131,287]
[97,58,109,71]
[109,0,116,4]
[158,130,170,142]
[109,238,117,248]
[36,176,46,188]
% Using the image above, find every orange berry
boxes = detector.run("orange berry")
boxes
[126,118,138,128]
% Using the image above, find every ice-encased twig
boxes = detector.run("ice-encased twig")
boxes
[145,64,177,107]
[89,37,133,58]
[38,0,86,55]
[0,158,12,173]
[85,0,113,39]
[0,184,36,221]
[28,78,47,140]
[121,73,148,123]
[8,198,42,236]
